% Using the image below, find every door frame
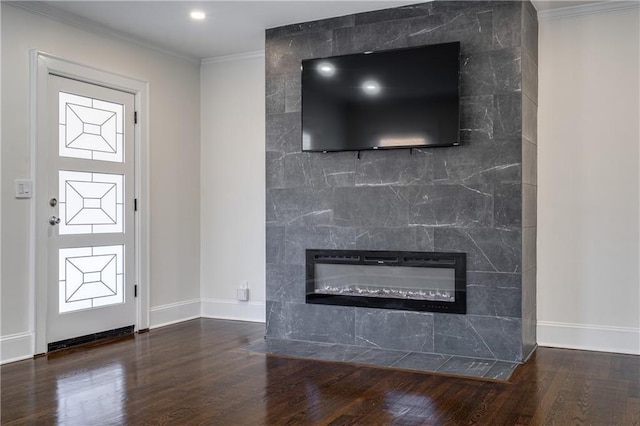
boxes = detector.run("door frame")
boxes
[30,51,150,354]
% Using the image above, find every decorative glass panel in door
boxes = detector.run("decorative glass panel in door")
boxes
[47,75,136,345]
[59,91,124,162]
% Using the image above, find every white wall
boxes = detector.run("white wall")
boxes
[538,7,640,354]
[0,1,3,360]
[1,3,201,361]
[200,54,266,323]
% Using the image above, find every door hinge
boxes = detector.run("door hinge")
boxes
[134,198,138,211]
[134,285,138,298]
[134,111,138,124]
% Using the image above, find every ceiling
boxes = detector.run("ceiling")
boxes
[15,1,606,62]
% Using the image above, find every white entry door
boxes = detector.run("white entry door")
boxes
[46,74,136,345]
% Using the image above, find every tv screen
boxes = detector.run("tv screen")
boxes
[301,42,460,152]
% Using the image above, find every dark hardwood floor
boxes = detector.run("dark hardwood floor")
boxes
[1,318,639,425]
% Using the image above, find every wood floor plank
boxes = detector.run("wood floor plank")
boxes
[1,318,639,425]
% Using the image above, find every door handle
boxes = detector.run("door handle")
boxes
[49,216,61,226]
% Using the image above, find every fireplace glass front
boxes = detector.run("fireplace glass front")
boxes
[306,250,466,314]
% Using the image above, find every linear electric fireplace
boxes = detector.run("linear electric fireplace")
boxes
[306,250,466,314]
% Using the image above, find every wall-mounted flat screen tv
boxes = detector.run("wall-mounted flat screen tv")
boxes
[302,42,460,152]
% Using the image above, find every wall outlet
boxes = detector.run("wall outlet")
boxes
[237,288,249,301]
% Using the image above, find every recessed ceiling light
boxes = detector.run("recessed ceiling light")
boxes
[190,10,206,21]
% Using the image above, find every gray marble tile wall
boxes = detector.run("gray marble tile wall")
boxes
[265,1,538,362]
[521,0,538,360]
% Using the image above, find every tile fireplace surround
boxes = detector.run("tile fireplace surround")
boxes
[265,1,538,363]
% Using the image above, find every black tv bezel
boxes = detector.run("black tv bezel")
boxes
[300,42,461,153]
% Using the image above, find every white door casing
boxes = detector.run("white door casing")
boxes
[31,52,150,354]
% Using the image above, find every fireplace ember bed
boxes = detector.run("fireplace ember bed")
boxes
[306,249,466,314]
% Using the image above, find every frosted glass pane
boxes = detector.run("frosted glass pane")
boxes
[59,170,124,235]
[59,245,124,313]
[59,92,124,163]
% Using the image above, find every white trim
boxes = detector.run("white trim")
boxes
[538,321,640,355]
[0,0,3,367]
[201,50,265,65]
[1,332,34,365]
[537,1,640,21]
[30,51,150,354]
[149,299,201,329]
[201,298,266,323]
[8,1,199,64]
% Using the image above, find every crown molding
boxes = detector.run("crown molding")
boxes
[538,1,640,21]
[201,51,266,65]
[6,1,200,64]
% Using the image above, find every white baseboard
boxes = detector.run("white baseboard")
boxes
[538,321,640,355]
[1,298,261,363]
[201,298,265,323]
[149,299,201,329]
[3,318,635,364]
[1,332,33,364]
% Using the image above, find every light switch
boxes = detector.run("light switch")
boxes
[15,180,33,199]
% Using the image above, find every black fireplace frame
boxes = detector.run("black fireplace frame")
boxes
[305,249,466,314]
